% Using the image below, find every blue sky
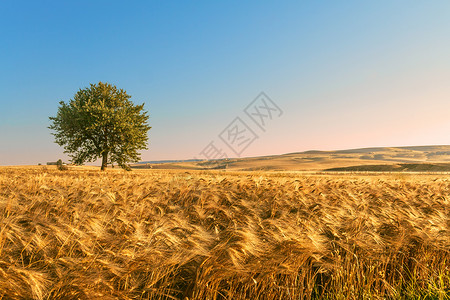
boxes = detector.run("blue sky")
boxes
[1,1,450,165]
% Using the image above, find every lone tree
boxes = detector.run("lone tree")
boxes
[49,82,151,171]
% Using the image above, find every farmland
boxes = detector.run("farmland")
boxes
[0,167,449,299]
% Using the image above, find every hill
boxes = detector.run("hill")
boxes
[133,145,450,171]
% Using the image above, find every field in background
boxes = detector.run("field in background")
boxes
[0,167,449,299]
[134,145,450,172]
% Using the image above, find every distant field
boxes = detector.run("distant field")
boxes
[134,145,450,172]
[0,167,449,299]
[325,163,450,172]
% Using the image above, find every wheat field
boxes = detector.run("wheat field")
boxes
[0,167,449,299]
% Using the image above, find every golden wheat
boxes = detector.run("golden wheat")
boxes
[0,167,449,299]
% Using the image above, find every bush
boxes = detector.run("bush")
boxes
[56,159,68,171]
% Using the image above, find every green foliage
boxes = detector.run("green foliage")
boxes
[56,159,67,171]
[49,82,151,170]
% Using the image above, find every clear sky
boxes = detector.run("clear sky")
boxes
[1,1,450,165]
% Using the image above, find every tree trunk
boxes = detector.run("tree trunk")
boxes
[101,151,108,171]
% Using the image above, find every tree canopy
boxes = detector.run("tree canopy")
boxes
[49,82,151,170]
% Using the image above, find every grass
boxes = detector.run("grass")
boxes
[0,167,449,299]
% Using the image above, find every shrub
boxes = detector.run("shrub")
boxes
[56,159,68,171]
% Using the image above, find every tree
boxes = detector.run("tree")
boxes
[56,159,68,171]
[49,82,151,171]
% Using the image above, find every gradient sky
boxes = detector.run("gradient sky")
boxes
[1,1,450,165]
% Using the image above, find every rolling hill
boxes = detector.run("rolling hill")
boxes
[133,145,450,172]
